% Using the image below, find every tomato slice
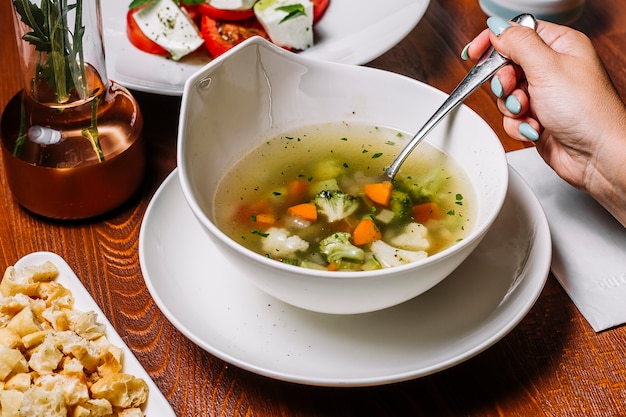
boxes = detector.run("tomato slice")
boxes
[180,4,202,24]
[126,8,169,56]
[200,16,269,58]
[197,3,256,21]
[198,0,328,23]
[312,0,330,24]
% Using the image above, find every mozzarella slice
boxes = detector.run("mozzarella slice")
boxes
[132,0,204,61]
[209,0,257,10]
[254,0,314,51]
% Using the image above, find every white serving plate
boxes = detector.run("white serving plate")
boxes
[138,166,551,387]
[13,252,177,416]
[101,0,430,95]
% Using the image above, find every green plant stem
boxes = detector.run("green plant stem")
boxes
[81,97,105,162]
[48,0,70,103]
[73,0,88,98]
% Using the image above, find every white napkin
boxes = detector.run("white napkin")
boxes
[507,147,626,332]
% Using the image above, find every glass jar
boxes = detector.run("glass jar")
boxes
[1,0,145,219]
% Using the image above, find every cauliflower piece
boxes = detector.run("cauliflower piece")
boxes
[261,227,309,258]
[370,240,428,268]
[389,222,431,251]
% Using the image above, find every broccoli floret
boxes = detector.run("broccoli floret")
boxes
[319,232,365,265]
[389,190,412,220]
[261,227,310,258]
[314,190,360,222]
[397,169,447,203]
[370,240,427,268]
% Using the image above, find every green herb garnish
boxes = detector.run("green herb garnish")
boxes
[277,4,306,23]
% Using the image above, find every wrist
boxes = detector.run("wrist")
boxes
[584,111,626,226]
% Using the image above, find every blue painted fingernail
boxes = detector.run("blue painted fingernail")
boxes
[491,76,503,98]
[487,16,511,36]
[519,122,540,141]
[461,43,471,60]
[505,95,521,114]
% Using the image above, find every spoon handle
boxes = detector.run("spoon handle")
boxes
[385,13,537,179]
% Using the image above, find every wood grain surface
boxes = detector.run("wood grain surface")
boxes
[1,0,625,416]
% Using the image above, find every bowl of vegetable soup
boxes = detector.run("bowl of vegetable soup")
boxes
[177,37,508,314]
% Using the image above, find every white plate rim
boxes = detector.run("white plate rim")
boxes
[102,0,430,95]
[13,251,176,416]
[138,165,551,387]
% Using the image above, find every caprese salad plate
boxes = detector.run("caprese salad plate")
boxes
[102,0,430,95]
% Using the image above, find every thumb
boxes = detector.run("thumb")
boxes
[488,21,557,77]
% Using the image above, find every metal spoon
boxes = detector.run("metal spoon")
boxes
[385,13,537,179]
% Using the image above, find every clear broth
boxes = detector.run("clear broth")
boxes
[214,123,476,271]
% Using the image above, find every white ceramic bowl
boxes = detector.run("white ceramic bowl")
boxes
[177,37,508,314]
[479,0,585,25]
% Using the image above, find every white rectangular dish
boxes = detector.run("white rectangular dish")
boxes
[12,251,177,417]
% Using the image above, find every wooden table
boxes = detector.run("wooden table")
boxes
[1,1,625,415]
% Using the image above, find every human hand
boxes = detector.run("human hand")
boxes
[462,17,626,226]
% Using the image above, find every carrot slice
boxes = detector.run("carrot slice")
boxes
[352,218,382,246]
[254,213,277,225]
[286,179,309,203]
[364,182,393,206]
[412,202,441,224]
[234,199,274,225]
[327,262,340,271]
[287,202,318,222]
